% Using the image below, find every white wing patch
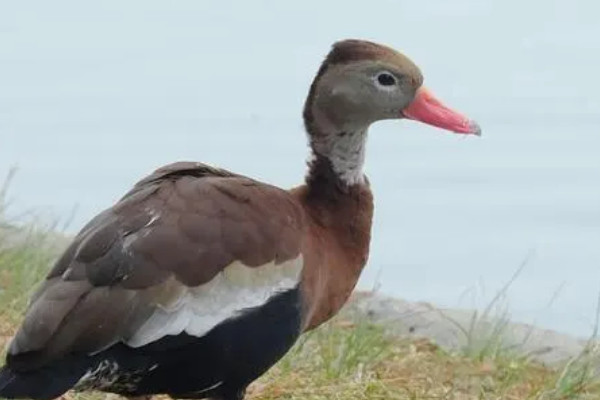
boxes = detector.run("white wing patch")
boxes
[127,256,303,347]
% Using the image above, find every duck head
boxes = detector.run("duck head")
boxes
[304,39,481,186]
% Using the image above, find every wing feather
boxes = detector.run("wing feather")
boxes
[7,162,306,371]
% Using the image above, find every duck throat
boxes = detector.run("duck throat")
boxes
[305,104,369,187]
[309,129,367,186]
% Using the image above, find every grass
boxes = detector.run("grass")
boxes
[0,183,67,327]
[254,320,566,400]
[0,206,599,399]
[251,294,600,400]
[452,260,529,362]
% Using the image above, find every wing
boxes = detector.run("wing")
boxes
[7,162,306,371]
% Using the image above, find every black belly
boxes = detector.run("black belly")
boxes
[77,288,302,398]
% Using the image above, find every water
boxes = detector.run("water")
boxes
[1,0,599,337]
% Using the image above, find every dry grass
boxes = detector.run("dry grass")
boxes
[248,318,599,400]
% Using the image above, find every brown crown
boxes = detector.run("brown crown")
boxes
[325,39,401,65]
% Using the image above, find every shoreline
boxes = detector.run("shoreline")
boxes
[347,291,591,366]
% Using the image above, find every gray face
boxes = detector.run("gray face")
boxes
[313,60,421,130]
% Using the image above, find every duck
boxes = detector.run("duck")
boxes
[0,39,481,400]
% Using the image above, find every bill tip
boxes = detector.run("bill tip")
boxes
[468,120,482,136]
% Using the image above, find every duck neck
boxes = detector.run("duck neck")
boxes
[305,107,369,189]
[294,100,375,331]
[295,114,374,331]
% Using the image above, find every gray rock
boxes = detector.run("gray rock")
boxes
[346,292,592,366]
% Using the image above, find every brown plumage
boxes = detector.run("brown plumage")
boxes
[0,39,480,400]
[9,163,306,369]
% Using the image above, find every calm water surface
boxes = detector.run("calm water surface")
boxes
[1,0,599,336]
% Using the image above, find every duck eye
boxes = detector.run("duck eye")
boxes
[376,73,396,86]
